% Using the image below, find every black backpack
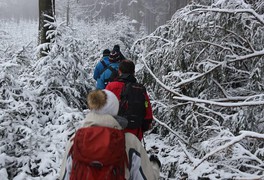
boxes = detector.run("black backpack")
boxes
[118,82,146,129]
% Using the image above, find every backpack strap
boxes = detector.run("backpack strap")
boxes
[100,60,107,69]
[108,66,116,73]
[98,60,109,78]
[104,66,118,83]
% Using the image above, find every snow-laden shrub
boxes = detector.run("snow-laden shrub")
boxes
[0,18,90,179]
[0,13,140,179]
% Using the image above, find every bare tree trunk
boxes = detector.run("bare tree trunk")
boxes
[66,0,70,26]
[38,0,55,46]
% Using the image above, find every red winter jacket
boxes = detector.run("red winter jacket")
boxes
[106,74,153,141]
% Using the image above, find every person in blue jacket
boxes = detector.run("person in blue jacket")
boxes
[93,49,111,81]
[96,52,120,89]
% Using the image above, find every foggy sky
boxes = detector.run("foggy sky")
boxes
[0,0,38,20]
[0,0,187,33]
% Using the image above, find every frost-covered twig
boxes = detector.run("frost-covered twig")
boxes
[196,104,226,120]
[178,140,196,164]
[191,45,208,70]
[193,111,220,127]
[212,78,229,98]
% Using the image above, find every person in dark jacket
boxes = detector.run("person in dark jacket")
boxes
[106,60,153,141]
[112,44,126,61]
[93,49,111,81]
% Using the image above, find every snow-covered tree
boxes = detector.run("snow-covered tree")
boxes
[39,0,56,45]
[132,0,264,179]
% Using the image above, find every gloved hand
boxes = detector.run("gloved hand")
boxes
[149,154,161,168]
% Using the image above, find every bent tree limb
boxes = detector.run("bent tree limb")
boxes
[140,50,264,107]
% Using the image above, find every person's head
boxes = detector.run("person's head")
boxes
[109,51,120,62]
[103,49,110,57]
[118,60,135,75]
[87,89,119,116]
[113,45,120,52]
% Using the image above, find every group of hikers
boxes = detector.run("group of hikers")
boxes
[60,45,161,179]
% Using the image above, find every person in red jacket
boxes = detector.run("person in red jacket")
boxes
[106,59,153,141]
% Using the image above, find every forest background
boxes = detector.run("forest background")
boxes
[0,0,264,179]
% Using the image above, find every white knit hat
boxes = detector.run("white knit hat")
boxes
[87,89,119,116]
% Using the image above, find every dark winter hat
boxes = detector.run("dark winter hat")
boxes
[109,51,120,62]
[103,49,110,57]
[119,60,135,74]
[87,90,119,116]
[113,45,120,52]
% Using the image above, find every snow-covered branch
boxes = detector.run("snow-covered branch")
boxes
[189,8,264,25]
[173,96,264,107]
[174,63,222,88]
[228,49,264,63]
[133,35,172,46]
[194,131,264,169]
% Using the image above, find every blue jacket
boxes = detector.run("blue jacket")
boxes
[93,56,110,80]
[96,62,119,89]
